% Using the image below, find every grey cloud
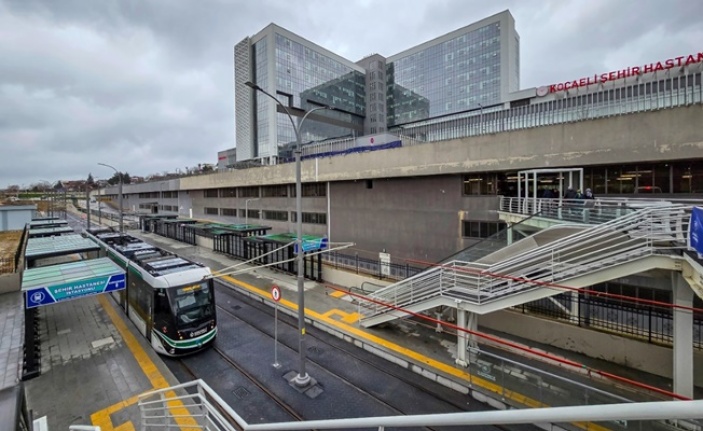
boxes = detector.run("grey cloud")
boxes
[0,0,700,187]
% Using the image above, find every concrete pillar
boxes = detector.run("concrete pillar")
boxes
[456,308,479,368]
[570,291,580,324]
[672,272,694,399]
[506,223,514,245]
[456,309,468,367]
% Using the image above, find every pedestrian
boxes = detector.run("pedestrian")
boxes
[575,189,584,199]
[584,188,594,199]
[564,187,577,199]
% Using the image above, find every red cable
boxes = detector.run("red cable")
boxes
[325,283,692,401]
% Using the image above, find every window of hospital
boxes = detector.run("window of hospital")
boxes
[462,221,506,238]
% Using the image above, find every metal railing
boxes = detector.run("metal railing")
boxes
[137,379,703,431]
[362,205,693,321]
[322,251,426,281]
[521,291,703,349]
[390,71,702,143]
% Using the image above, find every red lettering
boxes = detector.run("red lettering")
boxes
[545,52,703,95]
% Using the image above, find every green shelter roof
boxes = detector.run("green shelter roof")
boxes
[28,226,75,237]
[22,258,124,291]
[25,234,100,260]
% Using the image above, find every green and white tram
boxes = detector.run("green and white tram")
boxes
[85,229,216,356]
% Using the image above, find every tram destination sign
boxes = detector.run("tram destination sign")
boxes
[25,273,126,309]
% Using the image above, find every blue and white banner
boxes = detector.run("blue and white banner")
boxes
[25,273,126,309]
[689,206,703,257]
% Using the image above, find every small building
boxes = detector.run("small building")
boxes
[0,205,36,232]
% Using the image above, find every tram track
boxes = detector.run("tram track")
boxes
[199,278,534,431]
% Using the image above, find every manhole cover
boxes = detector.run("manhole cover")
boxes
[232,387,250,399]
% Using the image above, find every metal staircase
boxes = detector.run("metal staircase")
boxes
[361,205,693,327]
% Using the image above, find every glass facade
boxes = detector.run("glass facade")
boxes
[254,33,366,159]
[463,160,703,197]
[253,36,269,158]
[387,22,502,126]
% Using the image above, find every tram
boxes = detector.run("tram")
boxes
[84,229,216,356]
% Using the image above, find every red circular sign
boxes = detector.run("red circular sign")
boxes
[271,285,281,302]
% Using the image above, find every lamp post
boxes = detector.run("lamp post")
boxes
[245,197,260,226]
[98,162,123,233]
[245,80,331,387]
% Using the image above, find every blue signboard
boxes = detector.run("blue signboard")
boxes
[25,273,126,309]
[294,237,329,254]
[690,206,703,257]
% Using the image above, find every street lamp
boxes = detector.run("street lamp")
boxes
[245,80,331,387]
[98,162,123,233]
[245,197,260,226]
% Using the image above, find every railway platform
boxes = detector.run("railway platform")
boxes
[11,215,700,430]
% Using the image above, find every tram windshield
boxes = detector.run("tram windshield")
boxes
[170,282,214,326]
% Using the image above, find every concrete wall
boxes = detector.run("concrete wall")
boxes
[181,105,703,190]
[480,310,703,387]
[329,175,498,262]
[0,206,34,231]
[0,273,20,294]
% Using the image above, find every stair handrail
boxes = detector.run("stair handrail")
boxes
[364,205,692,316]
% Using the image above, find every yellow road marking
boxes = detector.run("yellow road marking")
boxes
[322,309,363,324]
[92,295,200,431]
[222,275,610,431]
[328,290,347,298]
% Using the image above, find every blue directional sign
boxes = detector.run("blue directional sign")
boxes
[25,273,126,309]
[294,237,328,254]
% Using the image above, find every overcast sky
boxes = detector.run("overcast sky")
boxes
[1,0,701,188]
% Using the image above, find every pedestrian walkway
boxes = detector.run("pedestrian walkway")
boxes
[23,292,182,430]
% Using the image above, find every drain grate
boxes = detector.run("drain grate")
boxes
[307,346,321,354]
[232,386,250,399]
[231,305,242,310]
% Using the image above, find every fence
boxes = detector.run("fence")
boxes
[322,250,426,281]
[390,71,702,143]
[519,292,703,350]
